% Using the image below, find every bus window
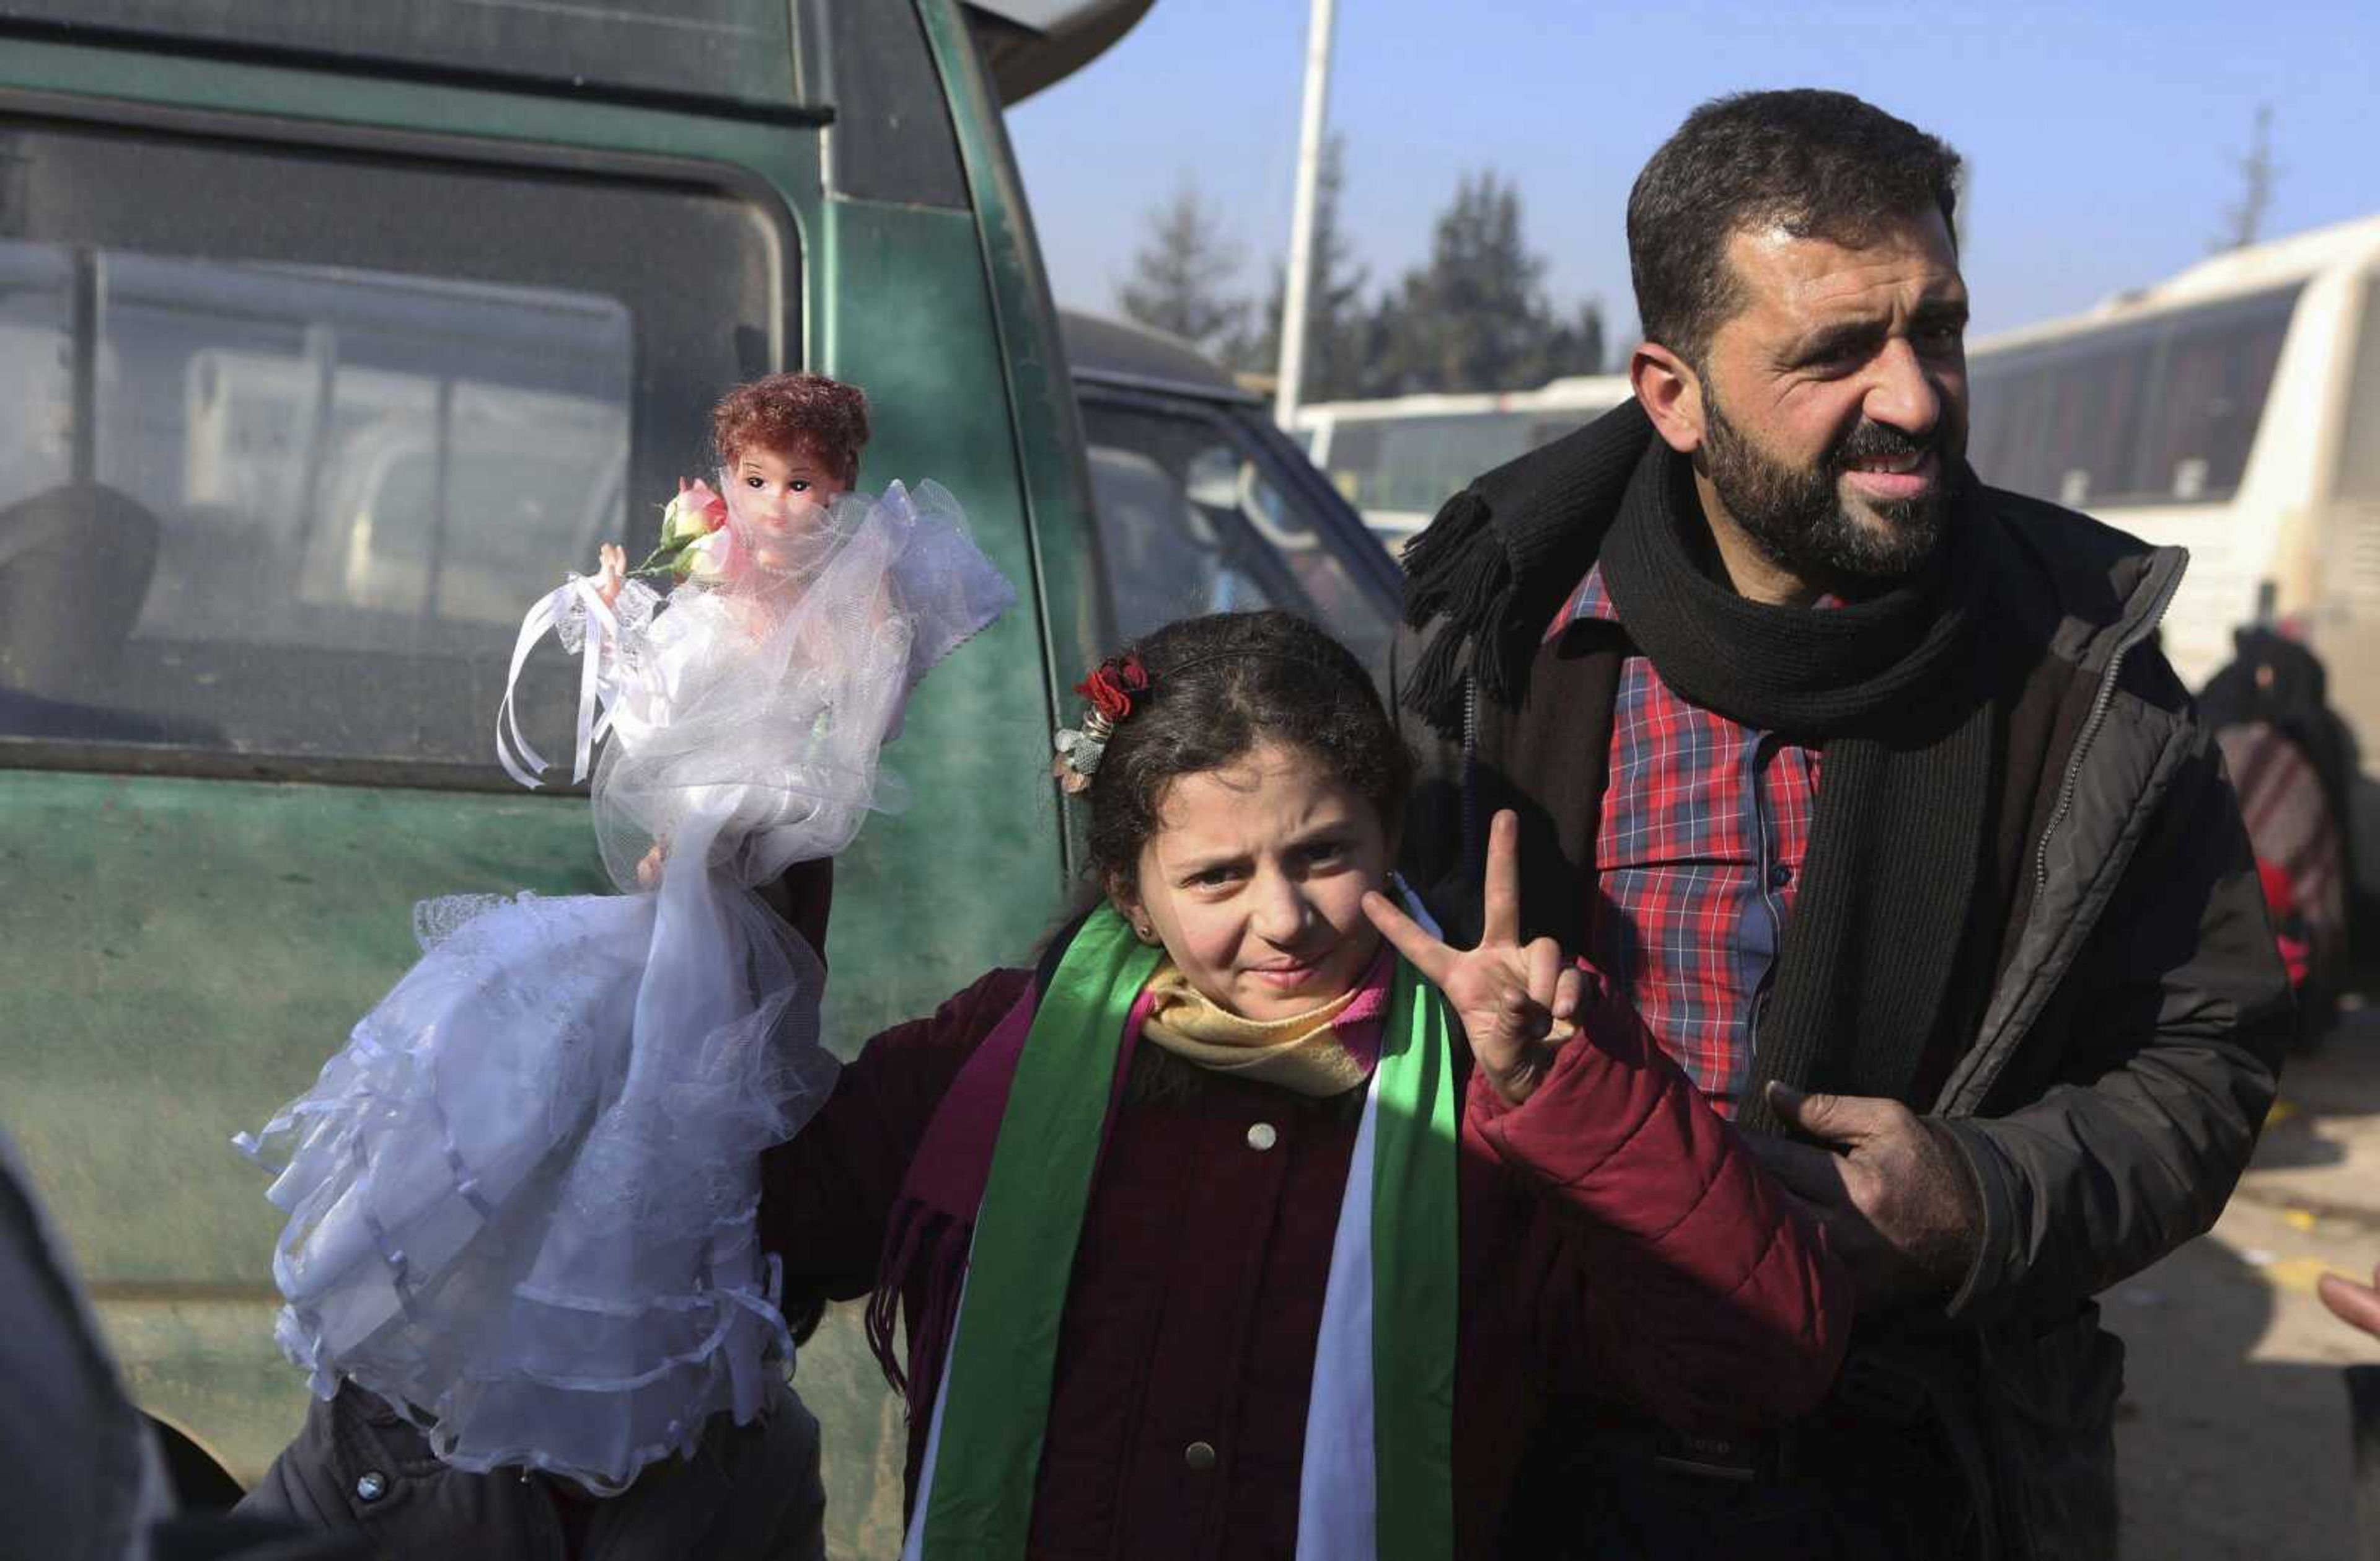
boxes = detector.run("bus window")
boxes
[1321,411,1541,514]
[2335,276,2380,502]
[1316,418,1384,505]
[1524,413,1598,449]
[0,120,786,771]
[1968,284,2301,508]
[1313,406,1612,523]
[2136,296,2296,500]
[1080,398,1392,670]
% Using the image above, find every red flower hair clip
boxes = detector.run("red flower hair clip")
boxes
[1074,653,1148,721]
[1052,653,1150,793]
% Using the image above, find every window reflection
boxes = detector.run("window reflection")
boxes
[0,244,631,756]
[1080,400,1391,671]
[0,121,781,768]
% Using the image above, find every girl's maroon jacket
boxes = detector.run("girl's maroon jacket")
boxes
[760,957,1848,1560]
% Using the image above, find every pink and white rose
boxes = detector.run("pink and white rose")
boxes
[660,478,729,547]
[677,524,746,586]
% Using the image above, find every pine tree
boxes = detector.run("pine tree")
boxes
[1116,177,1248,357]
[1536,298,1610,380]
[1372,172,1551,394]
[1233,135,1374,402]
[2211,104,2278,253]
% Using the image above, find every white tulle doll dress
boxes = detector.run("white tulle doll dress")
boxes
[236,479,1014,1494]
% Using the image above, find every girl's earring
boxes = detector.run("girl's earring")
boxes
[1134,921,1157,944]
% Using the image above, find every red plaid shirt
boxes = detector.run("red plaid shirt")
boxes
[1548,564,1823,1117]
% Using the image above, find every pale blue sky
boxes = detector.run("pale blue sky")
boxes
[1007,0,2380,347]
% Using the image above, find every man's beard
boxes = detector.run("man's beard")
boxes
[1698,388,1960,585]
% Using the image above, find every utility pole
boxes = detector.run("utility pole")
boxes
[1272,0,1336,427]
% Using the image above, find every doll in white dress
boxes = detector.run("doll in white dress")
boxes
[236,374,1015,1505]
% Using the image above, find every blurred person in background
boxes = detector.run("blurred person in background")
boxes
[2203,624,2362,1040]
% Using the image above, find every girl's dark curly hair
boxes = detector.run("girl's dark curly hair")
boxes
[1077,611,1411,894]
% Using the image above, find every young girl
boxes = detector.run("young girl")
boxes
[234,373,1014,1553]
[760,608,1850,1559]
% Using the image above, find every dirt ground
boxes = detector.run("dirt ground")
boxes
[2113,1001,2380,1559]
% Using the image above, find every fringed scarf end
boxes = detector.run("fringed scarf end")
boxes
[1399,489,1516,740]
[868,1198,970,1423]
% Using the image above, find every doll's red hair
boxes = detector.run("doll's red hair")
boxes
[711,373,871,484]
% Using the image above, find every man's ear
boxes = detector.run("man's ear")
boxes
[1629,342,1706,457]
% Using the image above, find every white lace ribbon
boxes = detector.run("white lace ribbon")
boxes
[496,577,622,789]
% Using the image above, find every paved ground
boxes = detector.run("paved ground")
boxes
[2114,1000,2380,1559]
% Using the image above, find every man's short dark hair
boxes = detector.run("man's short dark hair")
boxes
[1628,90,1963,365]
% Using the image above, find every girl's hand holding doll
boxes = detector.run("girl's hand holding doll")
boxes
[1362,810,1581,1105]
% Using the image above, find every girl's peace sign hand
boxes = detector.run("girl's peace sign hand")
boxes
[1361,810,1583,1106]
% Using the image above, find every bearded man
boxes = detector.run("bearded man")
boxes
[1394,90,2290,1560]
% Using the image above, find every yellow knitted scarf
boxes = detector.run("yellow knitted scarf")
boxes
[1137,961,1370,1098]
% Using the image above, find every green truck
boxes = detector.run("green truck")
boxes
[0,4,1398,1554]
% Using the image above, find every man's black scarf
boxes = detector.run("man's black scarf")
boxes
[1403,403,2001,1131]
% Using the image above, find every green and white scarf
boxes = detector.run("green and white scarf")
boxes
[902,901,1459,1560]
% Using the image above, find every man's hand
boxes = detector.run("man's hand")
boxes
[2319,1263,2380,1340]
[1748,1082,1984,1314]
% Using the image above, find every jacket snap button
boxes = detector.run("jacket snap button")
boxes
[355,1470,389,1503]
[1246,1122,1277,1151]
[1184,1440,1217,1471]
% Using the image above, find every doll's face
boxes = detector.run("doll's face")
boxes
[726,439,850,575]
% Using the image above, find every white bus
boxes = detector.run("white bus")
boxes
[1966,212,2380,776]
[1292,374,1634,549]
